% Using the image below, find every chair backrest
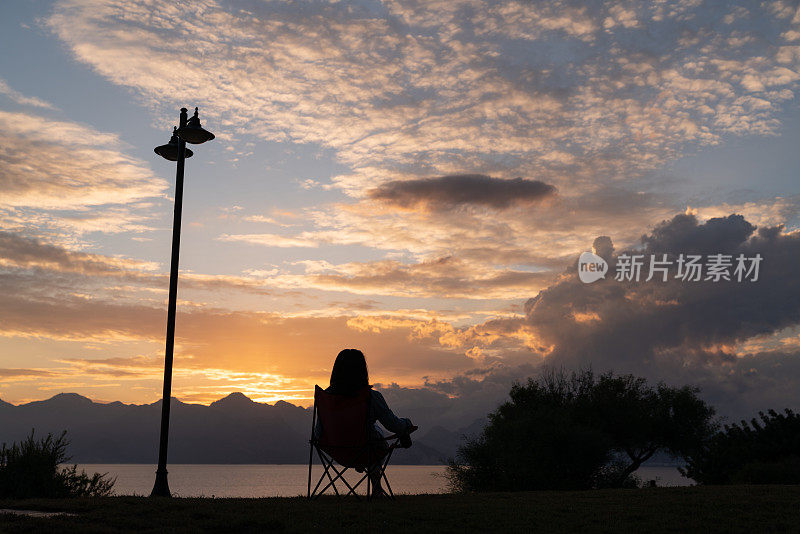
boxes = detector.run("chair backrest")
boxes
[314,385,372,466]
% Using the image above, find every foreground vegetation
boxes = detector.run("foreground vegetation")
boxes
[1,486,799,533]
[0,431,114,499]
[448,369,716,491]
[683,409,800,484]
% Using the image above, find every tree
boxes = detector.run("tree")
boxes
[589,374,717,486]
[447,369,610,491]
[447,369,716,491]
[0,430,115,498]
[682,409,800,485]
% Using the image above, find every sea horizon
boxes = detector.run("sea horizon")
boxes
[71,464,691,498]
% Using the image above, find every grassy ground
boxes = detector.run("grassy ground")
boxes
[1,486,798,533]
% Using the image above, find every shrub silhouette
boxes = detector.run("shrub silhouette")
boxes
[0,430,115,498]
[447,369,716,491]
[682,409,800,484]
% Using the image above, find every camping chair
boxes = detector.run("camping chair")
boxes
[307,385,415,500]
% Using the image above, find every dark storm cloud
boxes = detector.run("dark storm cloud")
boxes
[368,174,556,210]
[528,214,798,363]
[640,213,758,255]
[518,213,800,417]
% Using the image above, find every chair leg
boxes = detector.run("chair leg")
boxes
[314,449,362,500]
[307,404,317,499]
[310,448,341,498]
[310,456,332,498]
[381,470,394,499]
[350,471,369,494]
[307,442,314,499]
[380,447,396,498]
[313,450,340,498]
[323,458,362,497]
[323,461,340,497]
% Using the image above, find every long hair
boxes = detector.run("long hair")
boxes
[328,348,369,396]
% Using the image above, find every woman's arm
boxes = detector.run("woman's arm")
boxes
[370,390,412,435]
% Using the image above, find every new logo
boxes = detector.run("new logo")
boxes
[578,252,608,284]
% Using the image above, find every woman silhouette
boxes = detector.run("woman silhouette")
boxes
[316,348,414,496]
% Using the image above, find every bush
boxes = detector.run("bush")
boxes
[0,430,115,498]
[682,409,800,485]
[448,411,612,491]
[448,369,612,491]
[447,369,716,492]
[730,457,800,484]
[594,459,643,489]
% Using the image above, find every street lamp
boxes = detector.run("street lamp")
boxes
[150,107,214,498]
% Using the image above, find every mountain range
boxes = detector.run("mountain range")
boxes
[0,392,485,464]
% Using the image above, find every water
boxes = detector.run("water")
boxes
[77,464,449,497]
[76,464,691,497]
[635,466,692,487]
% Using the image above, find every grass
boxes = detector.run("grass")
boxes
[1,486,799,533]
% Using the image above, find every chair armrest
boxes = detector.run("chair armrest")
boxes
[380,425,418,442]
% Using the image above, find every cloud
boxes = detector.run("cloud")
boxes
[689,196,800,230]
[39,0,800,313]
[226,183,674,263]
[217,233,318,248]
[0,284,475,404]
[220,189,798,305]
[0,110,165,210]
[0,231,481,404]
[531,214,800,366]
[0,230,159,276]
[0,229,292,314]
[267,256,554,299]
[0,107,167,243]
[295,185,684,266]
[0,369,55,378]
[0,79,55,109]
[45,0,800,196]
[368,174,556,211]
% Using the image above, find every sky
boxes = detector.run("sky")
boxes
[1,0,799,424]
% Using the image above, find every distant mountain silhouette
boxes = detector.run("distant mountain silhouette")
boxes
[0,393,474,464]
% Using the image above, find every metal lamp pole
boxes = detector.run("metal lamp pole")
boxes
[151,107,214,497]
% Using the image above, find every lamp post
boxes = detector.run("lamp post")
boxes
[150,107,214,497]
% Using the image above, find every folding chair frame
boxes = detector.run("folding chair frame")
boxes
[306,394,403,500]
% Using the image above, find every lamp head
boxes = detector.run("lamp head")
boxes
[154,127,194,161]
[176,107,215,144]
